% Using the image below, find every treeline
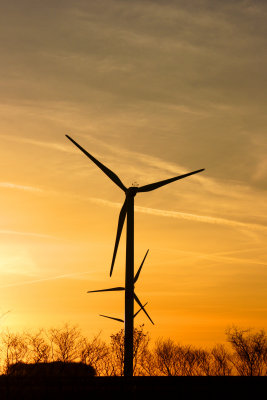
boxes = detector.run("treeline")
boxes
[0,323,266,376]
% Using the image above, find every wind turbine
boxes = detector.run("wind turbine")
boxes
[88,249,153,325]
[65,134,204,377]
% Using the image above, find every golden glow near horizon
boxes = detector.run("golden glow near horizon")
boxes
[0,1,266,348]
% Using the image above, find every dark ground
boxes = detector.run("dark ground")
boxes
[0,376,265,399]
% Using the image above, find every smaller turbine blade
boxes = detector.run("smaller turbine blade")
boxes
[99,314,124,323]
[134,293,154,325]
[134,302,148,319]
[87,287,125,293]
[110,198,127,277]
[66,135,127,192]
[137,169,205,193]
[134,249,149,284]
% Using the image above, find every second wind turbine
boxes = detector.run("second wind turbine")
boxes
[66,134,204,377]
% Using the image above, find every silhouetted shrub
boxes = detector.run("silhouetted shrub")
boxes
[6,361,96,377]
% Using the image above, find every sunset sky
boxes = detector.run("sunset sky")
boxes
[0,0,266,348]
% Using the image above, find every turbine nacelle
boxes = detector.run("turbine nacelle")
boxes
[126,186,138,197]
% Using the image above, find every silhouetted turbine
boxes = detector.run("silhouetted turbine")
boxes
[99,302,148,324]
[65,134,204,377]
[88,249,154,324]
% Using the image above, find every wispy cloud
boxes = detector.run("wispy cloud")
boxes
[0,132,255,198]
[0,182,43,193]
[0,134,73,153]
[2,134,266,232]
[89,197,267,233]
[4,181,263,234]
[0,229,58,240]
[171,247,267,268]
[0,271,93,289]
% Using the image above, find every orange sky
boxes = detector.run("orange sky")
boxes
[0,0,266,348]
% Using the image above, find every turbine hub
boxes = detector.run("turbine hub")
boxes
[127,186,138,196]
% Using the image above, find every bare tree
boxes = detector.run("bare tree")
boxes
[79,333,110,376]
[154,338,193,376]
[1,322,266,377]
[47,323,83,363]
[153,339,228,376]
[132,325,150,376]
[109,325,150,376]
[139,347,157,376]
[26,329,50,363]
[1,330,29,373]
[226,326,267,376]
[109,328,124,376]
[210,344,232,376]
[192,348,213,376]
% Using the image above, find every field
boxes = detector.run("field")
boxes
[0,376,265,399]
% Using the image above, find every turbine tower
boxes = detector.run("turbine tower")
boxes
[66,134,204,377]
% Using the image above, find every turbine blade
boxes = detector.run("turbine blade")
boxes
[134,293,154,325]
[110,198,127,277]
[137,169,205,193]
[66,135,126,192]
[134,249,149,284]
[99,314,124,323]
[87,287,125,293]
[134,302,148,318]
